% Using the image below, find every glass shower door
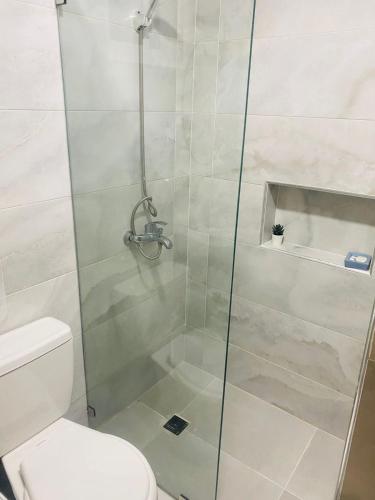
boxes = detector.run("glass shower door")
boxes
[218,1,375,499]
[57,1,254,498]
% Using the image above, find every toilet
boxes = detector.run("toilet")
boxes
[0,317,158,500]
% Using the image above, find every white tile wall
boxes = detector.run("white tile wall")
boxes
[0,0,87,422]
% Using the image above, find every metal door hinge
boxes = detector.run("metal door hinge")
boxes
[87,405,96,418]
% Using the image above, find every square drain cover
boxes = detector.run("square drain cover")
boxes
[163,415,189,435]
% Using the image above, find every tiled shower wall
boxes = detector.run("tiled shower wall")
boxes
[186,0,375,442]
[58,0,193,423]
[184,0,254,338]
[0,0,86,422]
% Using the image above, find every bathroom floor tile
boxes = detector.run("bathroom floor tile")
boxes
[227,345,353,439]
[98,401,164,450]
[217,452,283,500]
[280,493,301,500]
[220,384,316,487]
[143,429,218,500]
[96,365,345,500]
[180,378,224,447]
[139,361,214,417]
[286,430,345,500]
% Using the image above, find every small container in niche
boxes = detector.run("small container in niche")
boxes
[272,224,285,248]
[345,252,372,271]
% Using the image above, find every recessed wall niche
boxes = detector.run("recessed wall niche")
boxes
[262,183,375,275]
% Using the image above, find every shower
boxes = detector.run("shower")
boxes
[124,0,173,260]
[56,0,375,498]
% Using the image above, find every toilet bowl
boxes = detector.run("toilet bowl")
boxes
[4,419,157,500]
[0,318,158,500]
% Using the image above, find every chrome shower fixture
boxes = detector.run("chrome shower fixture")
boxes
[124,196,173,261]
[126,0,173,260]
[133,0,160,31]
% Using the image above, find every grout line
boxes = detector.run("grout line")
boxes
[0,194,72,213]
[185,0,198,327]
[5,109,375,124]
[193,323,353,400]
[12,0,55,10]
[0,109,65,113]
[1,268,78,298]
[223,379,319,434]
[229,238,373,335]
[185,326,350,442]
[221,449,287,492]
[171,0,179,249]
[314,427,347,445]
[199,0,223,333]
[59,3,182,43]
[228,334,355,400]
[178,376,221,418]
[227,286,365,345]
[185,330,326,432]
[57,8,146,32]
[253,25,375,41]
[284,428,317,492]
[98,356,340,499]
[13,106,375,123]
[71,175,186,198]
[246,112,375,123]
[82,274,187,337]
[139,360,214,409]
[137,360,311,495]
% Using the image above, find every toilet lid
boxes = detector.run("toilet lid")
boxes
[19,423,155,500]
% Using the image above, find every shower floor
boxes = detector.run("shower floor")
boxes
[98,361,344,500]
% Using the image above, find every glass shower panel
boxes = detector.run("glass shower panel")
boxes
[57,1,254,499]
[220,1,375,499]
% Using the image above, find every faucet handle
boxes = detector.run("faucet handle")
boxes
[153,220,167,236]
[144,220,168,235]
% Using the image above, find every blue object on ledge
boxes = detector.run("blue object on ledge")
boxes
[345,252,372,271]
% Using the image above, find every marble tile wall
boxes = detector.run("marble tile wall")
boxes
[0,0,87,422]
[185,0,254,343]
[58,0,193,422]
[185,0,375,447]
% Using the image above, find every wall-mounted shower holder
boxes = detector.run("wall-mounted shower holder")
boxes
[132,10,152,32]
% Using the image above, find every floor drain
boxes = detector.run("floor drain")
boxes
[163,415,189,436]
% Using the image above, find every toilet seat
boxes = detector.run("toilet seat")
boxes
[3,419,157,500]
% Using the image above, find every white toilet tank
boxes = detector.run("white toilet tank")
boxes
[0,318,73,457]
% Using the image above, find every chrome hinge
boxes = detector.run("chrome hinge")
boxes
[87,405,96,418]
[55,0,67,6]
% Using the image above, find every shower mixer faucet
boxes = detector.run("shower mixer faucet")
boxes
[125,221,173,249]
[124,196,173,260]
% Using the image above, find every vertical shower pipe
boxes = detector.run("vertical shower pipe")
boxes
[138,28,157,217]
[137,0,160,218]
